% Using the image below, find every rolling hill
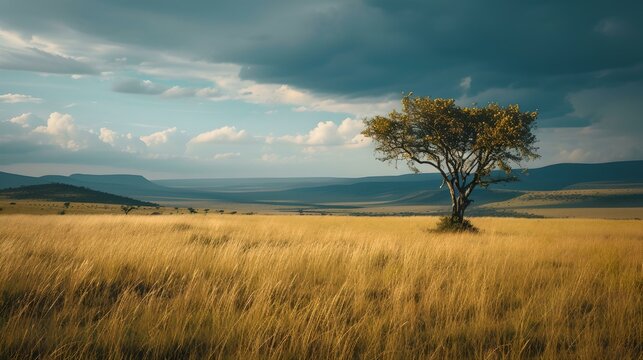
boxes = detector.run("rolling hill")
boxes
[0,183,158,206]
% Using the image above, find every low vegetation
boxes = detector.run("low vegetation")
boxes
[0,215,641,359]
[434,215,478,233]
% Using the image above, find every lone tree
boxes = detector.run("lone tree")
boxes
[362,94,539,230]
[120,205,136,215]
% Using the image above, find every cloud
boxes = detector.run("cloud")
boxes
[595,18,627,37]
[189,126,247,144]
[97,127,146,152]
[0,47,98,74]
[276,118,370,149]
[112,79,167,95]
[459,76,472,92]
[0,29,98,75]
[260,153,280,162]
[7,113,34,128]
[161,85,220,99]
[1,1,641,100]
[194,87,219,98]
[238,83,398,117]
[307,121,342,145]
[98,127,118,145]
[0,0,642,175]
[112,78,224,100]
[139,127,178,147]
[32,112,82,150]
[213,152,240,160]
[530,82,643,164]
[566,82,643,132]
[161,86,195,98]
[0,93,42,103]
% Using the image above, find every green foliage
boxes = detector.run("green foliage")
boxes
[435,216,478,233]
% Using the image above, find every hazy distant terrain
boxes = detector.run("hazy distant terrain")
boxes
[1,160,642,217]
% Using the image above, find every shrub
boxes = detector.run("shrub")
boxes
[435,216,478,233]
[120,205,136,215]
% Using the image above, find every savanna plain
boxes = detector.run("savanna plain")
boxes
[0,215,641,359]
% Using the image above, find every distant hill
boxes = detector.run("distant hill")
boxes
[190,160,642,206]
[494,161,643,191]
[0,171,186,201]
[0,183,158,206]
[1,160,642,209]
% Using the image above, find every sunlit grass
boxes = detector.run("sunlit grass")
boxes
[0,215,641,359]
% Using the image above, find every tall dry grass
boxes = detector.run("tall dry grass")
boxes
[0,215,641,359]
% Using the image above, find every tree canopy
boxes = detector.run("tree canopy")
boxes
[362,93,539,226]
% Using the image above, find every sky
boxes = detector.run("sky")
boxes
[0,0,641,179]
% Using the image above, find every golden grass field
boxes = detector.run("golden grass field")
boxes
[0,215,641,359]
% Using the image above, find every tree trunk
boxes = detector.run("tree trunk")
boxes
[451,195,469,224]
[445,180,471,224]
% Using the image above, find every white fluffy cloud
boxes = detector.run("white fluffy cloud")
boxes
[32,112,82,150]
[98,127,117,145]
[97,127,145,152]
[8,113,34,127]
[139,127,177,147]
[0,93,42,103]
[189,126,247,144]
[275,118,370,149]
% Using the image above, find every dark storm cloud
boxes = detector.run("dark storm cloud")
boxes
[1,0,642,126]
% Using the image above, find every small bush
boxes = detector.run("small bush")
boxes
[435,216,478,233]
[58,210,66,215]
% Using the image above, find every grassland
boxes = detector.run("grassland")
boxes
[0,215,641,359]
